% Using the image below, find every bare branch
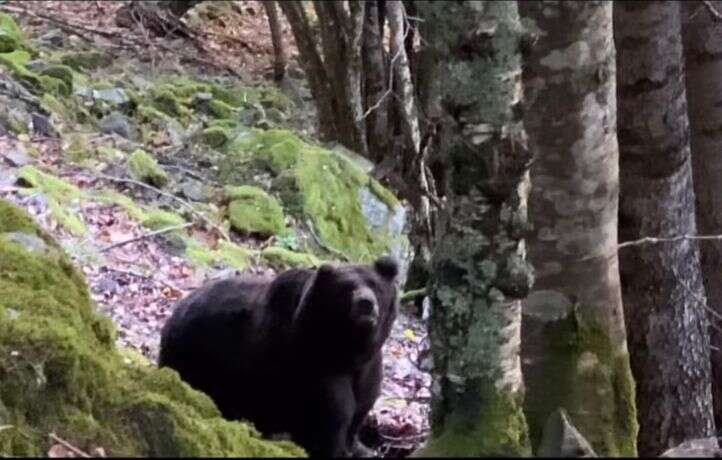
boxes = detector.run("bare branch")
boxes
[90,173,230,241]
[617,233,722,249]
[100,222,193,253]
[48,433,91,458]
[703,0,722,20]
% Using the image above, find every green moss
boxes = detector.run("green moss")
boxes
[0,13,25,53]
[40,65,74,93]
[0,199,305,457]
[209,99,235,119]
[136,104,171,124]
[183,238,252,271]
[220,129,403,262]
[202,126,231,148]
[225,185,286,237]
[16,165,87,235]
[127,149,168,187]
[38,74,70,97]
[521,308,638,457]
[416,381,530,457]
[261,246,321,270]
[142,210,186,230]
[151,87,191,120]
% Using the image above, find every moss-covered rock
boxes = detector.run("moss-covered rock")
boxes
[39,65,74,95]
[0,13,25,53]
[127,149,168,187]
[225,185,286,237]
[261,246,321,270]
[201,126,231,148]
[142,210,186,230]
[220,129,409,267]
[0,199,304,457]
[16,165,87,235]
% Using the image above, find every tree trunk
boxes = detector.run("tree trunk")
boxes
[262,1,286,82]
[115,1,199,37]
[362,0,389,163]
[519,2,638,456]
[682,0,722,430]
[277,1,338,142]
[614,2,716,456]
[416,1,532,456]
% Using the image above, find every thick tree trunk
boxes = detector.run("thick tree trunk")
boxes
[614,2,716,456]
[262,1,286,82]
[682,0,722,429]
[519,2,638,456]
[416,2,532,456]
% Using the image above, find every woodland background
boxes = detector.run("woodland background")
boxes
[1,0,722,458]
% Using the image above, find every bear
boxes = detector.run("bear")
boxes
[158,256,400,457]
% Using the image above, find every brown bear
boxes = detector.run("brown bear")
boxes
[158,257,400,457]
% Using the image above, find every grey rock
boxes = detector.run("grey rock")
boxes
[538,408,596,457]
[3,143,31,167]
[179,179,205,201]
[662,438,721,457]
[100,111,136,140]
[3,232,49,254]
[358,186,412,288]
[31,113,56,137]
[92,88,130,107]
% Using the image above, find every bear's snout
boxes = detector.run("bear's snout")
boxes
[352,286,379,326]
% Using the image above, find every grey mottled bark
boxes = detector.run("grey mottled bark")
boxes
[519,1,637,456]
[682,0,722,429]
[415,1,532,456]
[615,2,715,456]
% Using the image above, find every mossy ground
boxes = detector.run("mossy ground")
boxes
[127,149,168,187]
[0,199,305,457]
[225,185,287,237]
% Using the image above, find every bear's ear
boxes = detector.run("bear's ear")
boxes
[316,263,336,280]
[374,256,398,281]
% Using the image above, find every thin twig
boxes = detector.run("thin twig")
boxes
[101,266,182,293]
[91,173,231,241]
[357,2,413,122]
[618,233,722,249]
[0,425,12,432]
[100,222,193,253]
[703,0,722,20]
[48,433,91,458]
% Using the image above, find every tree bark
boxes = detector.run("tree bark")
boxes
[262,1,286,82]
[519,2,638,456]
[115,1,199,37]
[614,2,716,456]
[416,1,532,456]
[682,0,722,430]
[362,0,390,162]
[277,1,338,142]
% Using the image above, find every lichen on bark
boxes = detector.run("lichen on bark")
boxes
[415,1,533,456]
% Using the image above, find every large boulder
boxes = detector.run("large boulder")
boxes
[219,128,412,286]
[0,199,305,457]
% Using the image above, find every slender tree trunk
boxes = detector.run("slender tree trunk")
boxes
[614,2,716,456]
[682,0,722,429]
[362,0,389,163]
[416,1,532,456]
[277,2,338,142]
[263,1,286,82]
[519,2,638,456]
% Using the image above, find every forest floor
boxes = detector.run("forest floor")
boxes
[0,1,431,456]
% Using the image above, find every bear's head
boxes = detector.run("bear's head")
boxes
[293,257,400,367]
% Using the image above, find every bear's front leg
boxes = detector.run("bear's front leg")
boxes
[297,375,355,457]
